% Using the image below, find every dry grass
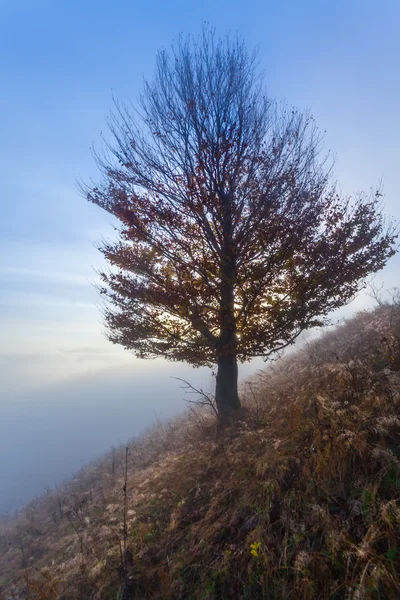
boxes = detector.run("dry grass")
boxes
[1,304,400,599]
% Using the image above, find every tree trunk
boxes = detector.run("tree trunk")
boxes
[215,353,241,420]
[216,188,240,420]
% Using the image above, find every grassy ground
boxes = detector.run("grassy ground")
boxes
[1,303,400,599]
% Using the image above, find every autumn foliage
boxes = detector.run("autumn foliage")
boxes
[85,30,397,416]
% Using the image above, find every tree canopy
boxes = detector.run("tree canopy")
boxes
[86,30,397,417]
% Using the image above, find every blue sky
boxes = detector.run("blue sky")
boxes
[1,2,399,402]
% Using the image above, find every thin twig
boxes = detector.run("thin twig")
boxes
[171,377,218,417]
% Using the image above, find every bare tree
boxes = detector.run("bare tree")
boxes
[85,28,397,420]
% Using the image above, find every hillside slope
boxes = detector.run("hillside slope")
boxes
[1,304,400,600]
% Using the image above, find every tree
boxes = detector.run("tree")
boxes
[85,30,397,420]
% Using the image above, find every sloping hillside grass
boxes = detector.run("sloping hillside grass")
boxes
[1,304,400,600]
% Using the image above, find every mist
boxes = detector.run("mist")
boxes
[0,359,217,514]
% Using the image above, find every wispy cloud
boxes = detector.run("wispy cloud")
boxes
[0,265,100,287]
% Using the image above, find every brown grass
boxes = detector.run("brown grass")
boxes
[1,304,400,599]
